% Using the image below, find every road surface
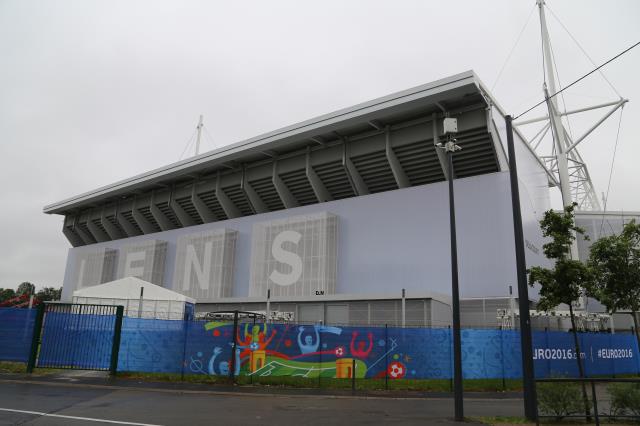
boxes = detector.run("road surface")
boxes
[0,379,523,425]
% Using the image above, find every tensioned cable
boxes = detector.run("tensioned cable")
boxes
[546,4,622,98]
[178,128,198,160]
[203,125,219,149]
[491,3,537,92]
[514,40,640,120]
[548,37,575,140]
[599,105,625,236]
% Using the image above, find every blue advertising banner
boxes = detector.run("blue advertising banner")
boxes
[114,320,640,379]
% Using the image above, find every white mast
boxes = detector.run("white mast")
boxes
[517,0,628,215]
[195,114,204,156]
[537,0,573,212]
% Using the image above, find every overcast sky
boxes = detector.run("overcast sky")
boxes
[1,0,639,290]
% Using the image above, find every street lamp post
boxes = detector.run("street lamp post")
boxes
[505,115,537,420]
[438,128,463,421]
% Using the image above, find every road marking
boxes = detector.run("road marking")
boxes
[0,407,163,426]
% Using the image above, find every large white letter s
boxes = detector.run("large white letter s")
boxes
[269,230,303,286]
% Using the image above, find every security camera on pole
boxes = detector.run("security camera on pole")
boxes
[436,116,463,421]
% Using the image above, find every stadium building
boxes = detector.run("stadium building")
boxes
[44,71,555,327]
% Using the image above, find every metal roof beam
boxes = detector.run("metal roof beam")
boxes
[131,199,157,234]
[149,192,176,232]
[169,188,195,227]
[272,161,299,209]
[566,100,627,153]
[385,126,409,188]
[215,172,242,219]
[343,140,369,196]
[305,147,332,203]
[242,168,269,214]
[368,120,384,130]
[73,219,95,245]
[62,219,85,247]
[310,137,326,147]
[191,183,217,223]
[100,209,125,240]
[115,209,141,238]
[514,99,625,126]
[86,217,110,243]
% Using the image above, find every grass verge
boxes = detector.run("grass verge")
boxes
[116,371,523,392]
[0,361,62,375]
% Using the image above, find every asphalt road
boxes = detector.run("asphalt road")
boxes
[0,380,523,425]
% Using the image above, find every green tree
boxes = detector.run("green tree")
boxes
[36,287,62,302]
[0,288,16,302]
[16,282,35,296]
[588,219,640,347]
[528,203,593,417]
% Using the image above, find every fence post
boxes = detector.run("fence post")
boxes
[448,325,453,392]
[352,358,356,395]
[230,311,239,383]
[26,304,45,373]
[385,324,389,391]
[501,328,506,391]
[109,305,124,377]
[180,318,189,381]
[590,380,600,426]
[318,325,322,389]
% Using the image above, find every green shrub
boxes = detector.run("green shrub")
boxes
[608,382,640,419]
[537,381,585,421]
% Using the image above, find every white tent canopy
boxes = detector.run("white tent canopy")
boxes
[72,277,195,319]
[73,277,195,303]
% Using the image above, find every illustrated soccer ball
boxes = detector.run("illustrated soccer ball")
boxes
[335,346,345,357]
[388,361,406,379]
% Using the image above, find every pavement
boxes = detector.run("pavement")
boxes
[0,372,525,425]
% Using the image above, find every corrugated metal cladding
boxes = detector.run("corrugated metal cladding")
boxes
[196,299,434,327]
[59,100,500,247]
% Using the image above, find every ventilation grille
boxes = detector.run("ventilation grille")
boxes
[63,225,84,246]
[394,140,445,185]
[120,210,143,235]
[279,169,318,206]
[137,206,162,233]
[313,160,355,200]
[199,190,227,221]
[76,221,97,244]
[351,150,398,193]
[223,185,254,216]
[249,177,285,211]
[175,196,204,225]
[105,214,126,236]
[90,218,108,238]
[156,201,181,228]
[451,128,498,178]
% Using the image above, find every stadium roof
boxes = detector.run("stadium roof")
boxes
[44,70,525,246]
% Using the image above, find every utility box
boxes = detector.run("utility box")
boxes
[443,117,458,134]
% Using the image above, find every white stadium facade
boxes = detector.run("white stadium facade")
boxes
[46,70,625,328]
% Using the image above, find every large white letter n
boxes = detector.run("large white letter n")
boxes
[183,243,212,291]
[269,230,303,287]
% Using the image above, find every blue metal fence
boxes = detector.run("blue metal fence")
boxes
[38,311,117,369]
[0,308,36,362]
[2,307,639,380]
